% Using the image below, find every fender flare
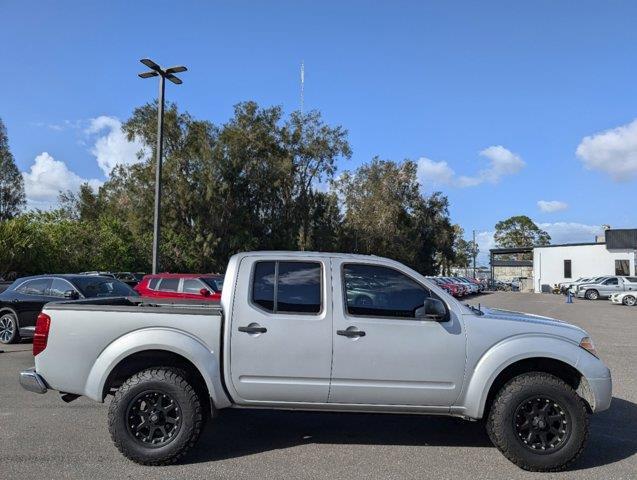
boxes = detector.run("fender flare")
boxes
[459,335,586,419]
[84,327,231,408]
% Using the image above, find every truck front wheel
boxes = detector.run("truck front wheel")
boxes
[486,372,589,472]
[108,368,204,465]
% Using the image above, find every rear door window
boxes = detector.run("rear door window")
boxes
[251,261,322,314]
[158,278,179,292]
[182,278,205,294]
[252,261,276,311]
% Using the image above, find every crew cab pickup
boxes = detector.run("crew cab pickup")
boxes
[19,251,612,471]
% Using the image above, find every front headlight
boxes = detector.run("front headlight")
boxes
[579,336,598,358]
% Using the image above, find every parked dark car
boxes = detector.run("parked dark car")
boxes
[0,275,137,344]
[113,272,146,287]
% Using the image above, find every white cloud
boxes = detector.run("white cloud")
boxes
[22,152,102,209]
[537,222,603,245]
[416,157,456,187]
[86,116,148,176]
[537,200,568,213]
[417,145,525,189]
[576,119,637,181]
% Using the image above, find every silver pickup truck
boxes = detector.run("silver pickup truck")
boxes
[19,251,612,471]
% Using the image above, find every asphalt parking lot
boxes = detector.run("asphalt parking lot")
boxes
[1,292,635,480]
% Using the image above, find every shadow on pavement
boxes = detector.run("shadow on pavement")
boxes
[185,396,637,470]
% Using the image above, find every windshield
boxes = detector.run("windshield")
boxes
[71,277,137,298]
[202,277,224,292]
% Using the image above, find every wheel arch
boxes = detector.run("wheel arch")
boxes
[85,328,232,409]
[459,336,594,419]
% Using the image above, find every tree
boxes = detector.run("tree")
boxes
[452,225,479,269]
[334,158,455,274]
[0,118,26,221]
[494,215,551,248]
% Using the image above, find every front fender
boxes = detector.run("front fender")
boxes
[458,334,601,419]
[84,327,231,408]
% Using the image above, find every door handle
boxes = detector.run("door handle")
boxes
[337,328,366,338]
[238,324,267,334]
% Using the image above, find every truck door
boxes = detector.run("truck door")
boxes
[229,256,333,403]
[329,260,466,406]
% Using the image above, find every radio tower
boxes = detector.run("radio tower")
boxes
[300,60,305,113]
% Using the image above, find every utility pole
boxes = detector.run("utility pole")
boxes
[138,58,187,274]
[472,229,477,278]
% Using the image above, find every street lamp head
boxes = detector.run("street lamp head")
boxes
[165,66,187,74]
[140,58,161,71]
[138,71,159,79]
[165,73,183,85]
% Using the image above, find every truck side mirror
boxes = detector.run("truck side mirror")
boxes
[199,288,211,297]
[415,298,447,321]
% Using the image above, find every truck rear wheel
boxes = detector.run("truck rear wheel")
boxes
[108,368,204,465]
[486,372,589,472]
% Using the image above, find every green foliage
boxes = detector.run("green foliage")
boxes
[494,215,551,248]
[334,158,456,274]
[1,101,463,278]
[0,118,26,221]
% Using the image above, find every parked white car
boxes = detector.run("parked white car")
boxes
[610,291,637,306]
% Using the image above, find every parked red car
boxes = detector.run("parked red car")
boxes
[134,273,224,301]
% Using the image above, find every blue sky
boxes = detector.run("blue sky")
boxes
[2,1,636,263]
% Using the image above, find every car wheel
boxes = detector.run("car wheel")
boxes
[108,368,204,465]
[584,289,599,301]
[486,372,589,472]
[622,295,636,306]
[0,312,20,344]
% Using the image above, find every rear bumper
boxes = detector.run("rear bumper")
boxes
[19,367,48,394]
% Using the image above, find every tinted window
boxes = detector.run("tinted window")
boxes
[277,262,321,313]
[182,278,205,294]
[564,260,572,279]
[604,277,619,285]
[202,277,224,292]
[17,278,51,296]
[343,264,429,318]
[626,277,637,283]
[49,278,74,297]
[615,260,630,276]
[252,261,275,311]
[72,277,135,297]
[148,278,160,289]
[158,278,179,292]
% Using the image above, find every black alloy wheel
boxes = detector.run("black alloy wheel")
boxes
[513,396,570,453]
[126,390,182,447]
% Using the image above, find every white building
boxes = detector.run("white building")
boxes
[532,229,637,293]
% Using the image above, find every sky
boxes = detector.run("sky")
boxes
[1,1,636,264]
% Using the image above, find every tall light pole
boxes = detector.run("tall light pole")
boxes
[138,58,187,274]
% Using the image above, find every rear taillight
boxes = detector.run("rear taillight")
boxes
[33,312,51,356]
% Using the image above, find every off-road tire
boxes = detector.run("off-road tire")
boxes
[622,295,636,306]
[486,372,589,472]
[108,368,204,465]
[585,289,599,300]
[0,312,20,344]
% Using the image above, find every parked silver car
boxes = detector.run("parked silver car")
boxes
[576,276,637,300]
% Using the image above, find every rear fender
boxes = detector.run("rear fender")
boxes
[84,327,231,408]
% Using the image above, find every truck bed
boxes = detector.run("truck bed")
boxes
[36,296,223,401]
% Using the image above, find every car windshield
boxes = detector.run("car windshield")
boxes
[202,277,224,292]
[71,277,137,298]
